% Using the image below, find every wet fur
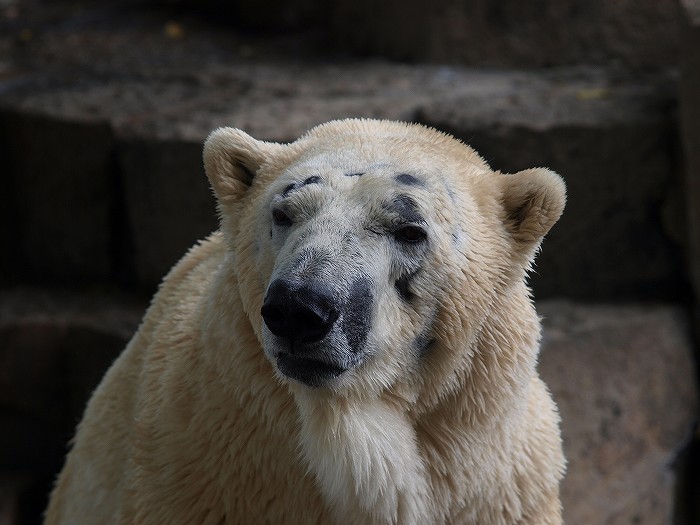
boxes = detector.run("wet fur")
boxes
[45,119,566,525]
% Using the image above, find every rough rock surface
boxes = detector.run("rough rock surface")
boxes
[0,288,147,525]
[119,139,218,285]
[680,0,700,311]
[539,302,698,525]
[678,3,700,519]
[0,112,116,284]
[77,0,685,69]
[0,4,697,523]
[330,0,685,69]
[0,4,685,297]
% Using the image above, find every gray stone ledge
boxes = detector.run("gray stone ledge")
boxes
[539,301,698,525]
[1,64,677,143]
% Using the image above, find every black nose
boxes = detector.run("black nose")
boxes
[261,279,339,345]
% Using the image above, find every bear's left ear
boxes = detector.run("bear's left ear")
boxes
[499,167,566,261]
[203,127,284,203]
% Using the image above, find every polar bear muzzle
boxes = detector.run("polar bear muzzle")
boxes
[262,279,339,344]
[261,276,373,387]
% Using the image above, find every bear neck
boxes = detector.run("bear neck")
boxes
[288,285,541,524]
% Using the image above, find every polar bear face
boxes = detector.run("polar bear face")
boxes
[258,150,452,389]
[204,120,565,397]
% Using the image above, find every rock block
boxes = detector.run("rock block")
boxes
[119,139,218,288]
[415,70,685,300]
[680,1,700,306]
[330,0,684,69]
[0,288,145,525]
[0,7,686,298]
[0,289,145,461]
[0,475,21,525]
[0,110,115,285]
[678,7,700,520]
[538,301,698,525]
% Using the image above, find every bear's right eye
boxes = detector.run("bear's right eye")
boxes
[272,208,292,226]
[394,224,427,244]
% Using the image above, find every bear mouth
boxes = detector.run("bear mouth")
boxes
[276,353,346,387]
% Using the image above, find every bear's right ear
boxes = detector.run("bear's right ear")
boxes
[203,127,283,203]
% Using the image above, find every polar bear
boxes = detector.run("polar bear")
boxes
[45,119,566,525]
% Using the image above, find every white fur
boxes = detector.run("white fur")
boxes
[45,119,566,525]
[293,389,431,524]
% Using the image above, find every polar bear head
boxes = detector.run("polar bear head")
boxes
[204,119,565,401]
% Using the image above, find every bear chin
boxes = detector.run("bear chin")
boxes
[263,325,371,388]
[275,353,347,387]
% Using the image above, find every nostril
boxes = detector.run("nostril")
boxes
[292,307,339,343]
[260,304,287,337]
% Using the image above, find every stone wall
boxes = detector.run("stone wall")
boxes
[680,0,700,316]
[679,3,700,517]
[0,1,698,524]
[0,66,687,300]
[330,0,685,69]
[190,0,686,69]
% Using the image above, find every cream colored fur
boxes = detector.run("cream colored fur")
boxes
[45,119,566,525]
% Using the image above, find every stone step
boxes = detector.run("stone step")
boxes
[0,289,696,524]
[680,0,700,310]
[538,301,698,525]
[8,0,684,69]
[0,287,148,525]
[328,0,685,69]
[0,5,687,299]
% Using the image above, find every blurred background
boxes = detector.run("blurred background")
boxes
[1,0,699,523]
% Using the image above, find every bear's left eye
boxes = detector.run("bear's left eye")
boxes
[272,208,292,226]
[394,225,427,244]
